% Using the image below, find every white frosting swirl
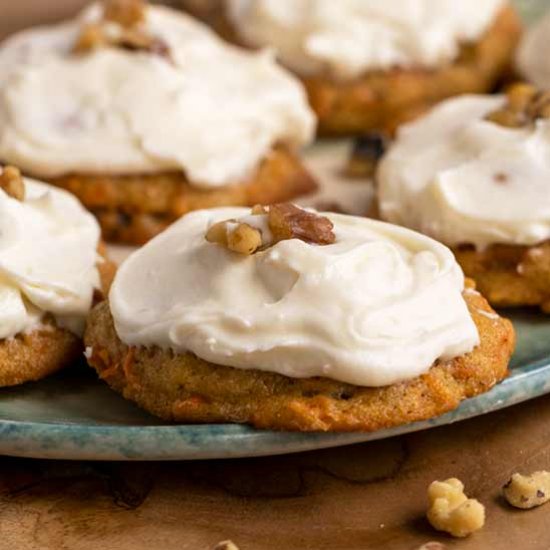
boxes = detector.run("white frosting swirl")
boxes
[0,173,101,339]
[378,95,550,250]
[0,4,314,188]
[110,207,478,387]
[517,12,550,88]
[226,0,504,79]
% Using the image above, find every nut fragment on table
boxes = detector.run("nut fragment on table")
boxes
[503,471,550,509]
[0,166,25,201]
[427,478,485,538]
[485,83,550,128]
[213,541,240,550]
[206,203,335,255]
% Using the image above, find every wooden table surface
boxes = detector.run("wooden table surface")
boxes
[3,3,550,549]
[1,394,550,549]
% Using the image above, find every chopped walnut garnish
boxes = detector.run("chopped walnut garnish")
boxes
[103,0,146,28]
[0,166,25,201]
[206,221,263,255]
[206,203,335,256]
[73,24,109,53]
[485,83,550,128]
[73,0,171,60]
[427,478,485,538]
[268,203,335,245]
[213,542,240,550]
[503,471,550,509]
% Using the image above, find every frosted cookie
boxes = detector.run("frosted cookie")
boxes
[378,84,550,311]
[0,165,113,387]
[182,0,522,135]
[0,0,316,244]
[84,204,514,431]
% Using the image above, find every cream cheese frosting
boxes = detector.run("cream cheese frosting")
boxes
[0,4,315,188]
[109,207,479,387]
[225,0,504,79]
[0,172,101,339]
[517,12,550,88]
[378,95,550,250]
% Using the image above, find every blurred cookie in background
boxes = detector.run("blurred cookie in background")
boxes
[517,10,550,88]
[180,0,522,136]
[0,0,317,245]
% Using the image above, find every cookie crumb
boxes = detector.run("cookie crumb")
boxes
[213,541,240,550]
[0,166,25,201]
[503,471,550,509]
[427,478,485,538]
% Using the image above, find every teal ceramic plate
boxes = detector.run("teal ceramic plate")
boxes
[0,310,548,460]
[0,0,548,461]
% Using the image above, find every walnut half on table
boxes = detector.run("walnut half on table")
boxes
[427,478,485,538]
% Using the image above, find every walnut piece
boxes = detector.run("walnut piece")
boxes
[73,0,171,59]
[427,478,485,538]
[0,166,25,201]
[503,471,550,509]
[206,221,263,255]
[205,204,335,256]
[103,0,146,28]
[213,542,239,550]
[485,83,550,128]
[73,24,109,53]
[268,203,335,245]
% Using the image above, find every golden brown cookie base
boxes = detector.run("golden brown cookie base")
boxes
[48,146,317,245]
[84,281,514,432]
[455,242,550,312]
[189,3,521,136]
[0,248,116,387]
[0,319,82,388]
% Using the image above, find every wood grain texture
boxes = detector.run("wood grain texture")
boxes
[2,395,550,549]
